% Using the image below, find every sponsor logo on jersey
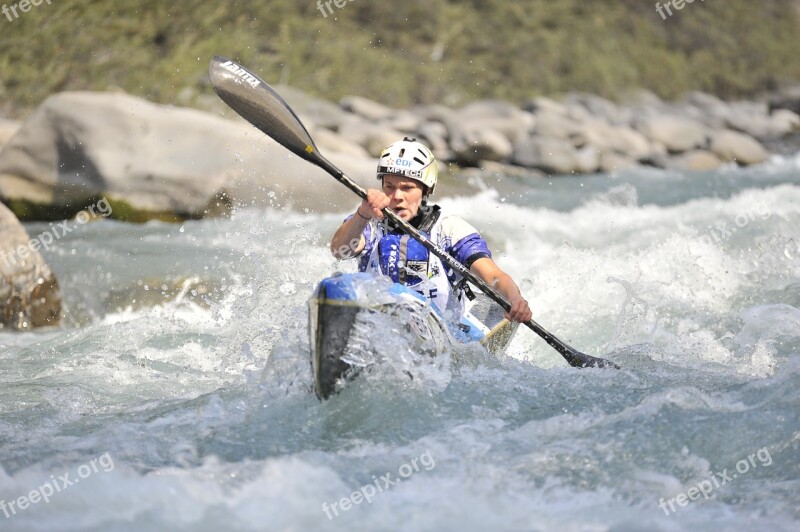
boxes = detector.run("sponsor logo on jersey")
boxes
[406,260,428,276]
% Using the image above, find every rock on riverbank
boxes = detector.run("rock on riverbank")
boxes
[0,92,376,222]
[0,201,61,330]
[319,88,799,175]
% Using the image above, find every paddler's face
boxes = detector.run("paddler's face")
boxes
[382,174,424,221]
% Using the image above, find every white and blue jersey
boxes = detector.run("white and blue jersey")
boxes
[351,211,491,321]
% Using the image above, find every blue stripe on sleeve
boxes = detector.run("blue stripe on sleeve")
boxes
[450,233,491,266]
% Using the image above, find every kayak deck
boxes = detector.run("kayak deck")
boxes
[309,273,518,399]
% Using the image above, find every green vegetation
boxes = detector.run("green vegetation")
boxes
[4,196,180,223]
[1,0,798,117]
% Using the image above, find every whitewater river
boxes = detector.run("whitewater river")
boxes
[1,156,798,531]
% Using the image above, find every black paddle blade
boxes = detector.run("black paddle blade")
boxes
[525,319,620,369]
[564,349,621,369]
[208,56,321,166]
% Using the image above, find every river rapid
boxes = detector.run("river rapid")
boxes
[1,156,799,531]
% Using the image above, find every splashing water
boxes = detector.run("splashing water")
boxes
[1,157,799,530]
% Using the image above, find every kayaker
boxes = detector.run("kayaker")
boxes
[330,137,532,324]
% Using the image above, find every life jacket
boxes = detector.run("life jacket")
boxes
[376,205,440,285]
[378,233,430,286]
[361,205,468,319]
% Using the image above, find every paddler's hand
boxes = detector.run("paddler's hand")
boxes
[357,189,391,221]
[506,296,532,323]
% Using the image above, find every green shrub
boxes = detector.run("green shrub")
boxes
[0,0,797,117]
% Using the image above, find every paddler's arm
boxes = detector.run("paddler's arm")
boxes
[469,257,533,323]
[330,189,390,259]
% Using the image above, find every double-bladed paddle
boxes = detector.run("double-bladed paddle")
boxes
[208,56,619,369]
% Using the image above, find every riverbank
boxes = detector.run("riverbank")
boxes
[1,84,799,221]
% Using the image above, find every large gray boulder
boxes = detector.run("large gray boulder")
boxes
[379,110,423,134]
[634,115,708,153]
[411,104,457,124]
[623,89,666,109]
[773,109,800,131]
[275,85,350,131]
[574,119,652,160]
[682,91,727,113]
[532,109,580,140]
[0,91,375,221]
[512,137,582,175]
[0,119,20,147]
[523,96,568,116]
[679,91,730,129]
[312,127,370,160]
[416,121,452,161]
[598,152,637,173]
[709,130,769,165]
[564,103,593,124]
[0,202,61,329]
[447,100,534,145]
[563,93,621,124]
[337,115,404,157]
[666,150,724,172]
[449,128,513,164]
[673,102,727,130]
[574,146,600,174]
[724,101,799,139]
[340,96,395,121]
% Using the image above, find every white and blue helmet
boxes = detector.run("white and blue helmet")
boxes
[377,137,438,196]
